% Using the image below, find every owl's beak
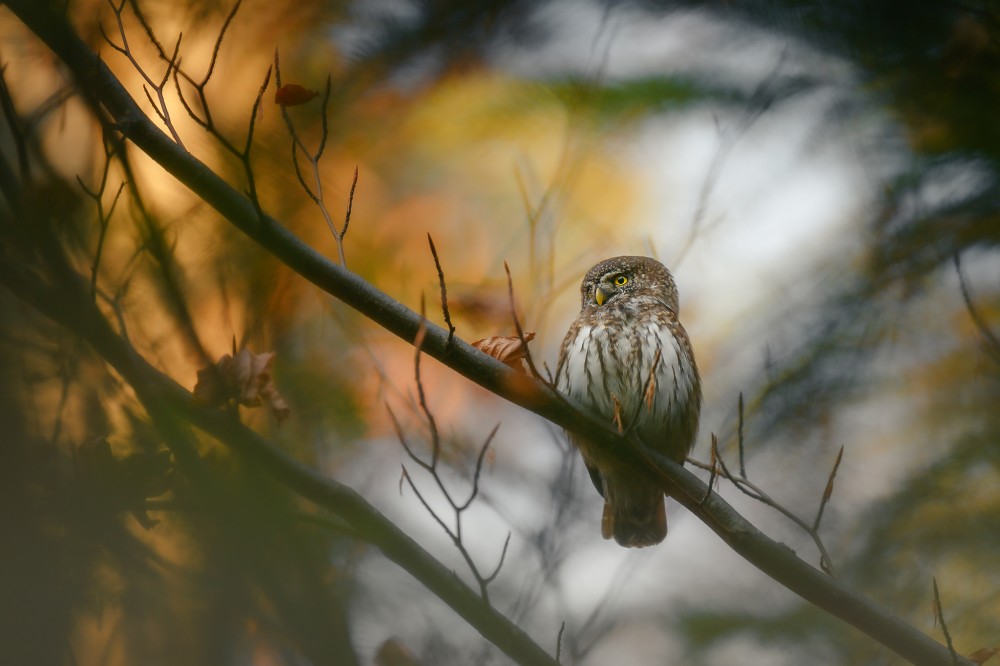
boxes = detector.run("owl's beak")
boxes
[594,285,609,306]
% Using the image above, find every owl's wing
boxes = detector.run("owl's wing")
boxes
[586,460,605,498]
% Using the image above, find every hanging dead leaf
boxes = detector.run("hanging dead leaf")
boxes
[274,83,318,106]
[970,647,1000,664]
[471,332,535,371]
[193,348,290,423]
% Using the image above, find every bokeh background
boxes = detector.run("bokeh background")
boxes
[1,0,998,664]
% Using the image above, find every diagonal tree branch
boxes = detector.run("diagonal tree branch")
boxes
[3,3,975,664]
[0,246,559,666]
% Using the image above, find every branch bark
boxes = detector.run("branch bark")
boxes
[1,2,973,664]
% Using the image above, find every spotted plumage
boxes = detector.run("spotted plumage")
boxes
[555,256,701,547]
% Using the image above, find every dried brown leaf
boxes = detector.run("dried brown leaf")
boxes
[471,332,535,370]
[274,83,318,106]
[193,348,290,422]
[970,647,1000,664]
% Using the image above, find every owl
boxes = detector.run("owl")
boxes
[555,256,701,547]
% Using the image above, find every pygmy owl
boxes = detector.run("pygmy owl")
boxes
[555,256,701,547]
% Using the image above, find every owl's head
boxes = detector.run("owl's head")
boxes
[578,255,679,313]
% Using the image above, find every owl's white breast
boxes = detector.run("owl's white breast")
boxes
[558,320,698,451]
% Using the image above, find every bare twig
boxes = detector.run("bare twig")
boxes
[556,622,565,665]
[427,233,455,346]
[394,295,508,602]
[341,165,357,249]
[932,578,960,665]
[114,0,270,218]
[241,66,271,217]
[687,396,839,577]
[738,391,747,479]
[503,260,549,384]
[699,433,720,505]
[76,138,126,300]
[689,441,838,577]
[95,286,133,345]
[483,531,512,585]
[456,424,499,511]
[812,445,844,532]
[274,50,353,266]
[171,0,244,151]
[101,0,185,146]
[413,295,441,466]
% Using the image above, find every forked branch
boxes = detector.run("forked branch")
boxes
[393,296,509,603]
[689,396,842,577]
[273,50,355,267]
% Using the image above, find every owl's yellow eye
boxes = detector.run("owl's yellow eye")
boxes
[614,275,628,286]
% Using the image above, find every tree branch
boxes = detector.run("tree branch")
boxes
[0,252,559,666]
[3,2,974,664]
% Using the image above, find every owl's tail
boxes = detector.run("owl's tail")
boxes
[601,481,667,548]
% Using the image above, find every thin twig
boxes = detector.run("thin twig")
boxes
[483,532,512,585]
[456,424,499,511]
[427,233,455,346]
[556,622,565,665]
[395,295,509,602]
[503,260,547,384]
[170,1,246,147]
[812,445,844,532]
[932,577,960,665]
[77,138,126,300]
[340,165,357,256]
[102,0,185,146]
[413,294,441,466]
[738,391,747,479]
[241,65,271,218]
[699,433,719,505]
[687,397,839,577]
[274,50,352,266]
